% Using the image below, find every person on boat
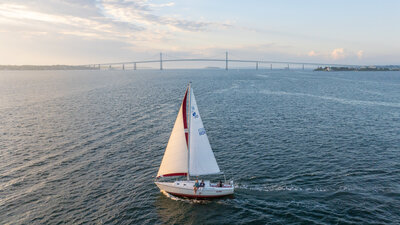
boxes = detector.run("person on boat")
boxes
[200,180,205,189]
[194,180,200,194]
[218,180,223,187]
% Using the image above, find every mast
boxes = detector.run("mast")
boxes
[187,82,191,181]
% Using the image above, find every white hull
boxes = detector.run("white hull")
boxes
[155,180,234,199]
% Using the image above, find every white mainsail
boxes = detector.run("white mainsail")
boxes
[156,91,188,178]
[189,89,221,176]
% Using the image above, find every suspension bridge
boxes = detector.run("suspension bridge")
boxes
[86,52,360,70]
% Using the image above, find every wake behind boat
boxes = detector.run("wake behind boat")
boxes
[155,83,234,199]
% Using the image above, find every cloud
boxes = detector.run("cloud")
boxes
[0,4,69,24]
[357,50,364,59]
[148,2,175,8]
[0,0,239,64]
[0,0,227,43]
[98,0,224,32]
[330,48,365,61]
[308,50,318,57]
[1,1,390,65]
[331,48,345,60]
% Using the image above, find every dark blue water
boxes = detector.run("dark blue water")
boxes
[1,69,399,224]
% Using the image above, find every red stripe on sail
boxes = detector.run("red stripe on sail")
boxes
[158,173,187,178]
[182,87,189,147]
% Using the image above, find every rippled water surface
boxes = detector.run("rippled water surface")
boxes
[1,69,400,224]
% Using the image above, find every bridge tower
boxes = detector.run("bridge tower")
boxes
[134,62,137,70]
[160,52,163,70]
[122,64,125,70]
[225,51,228,70]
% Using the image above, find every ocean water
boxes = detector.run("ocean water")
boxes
[0,69,399,224]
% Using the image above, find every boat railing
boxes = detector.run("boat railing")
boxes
[209,184,233,188]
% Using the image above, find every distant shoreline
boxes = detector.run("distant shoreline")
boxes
[1,65,400,71]
[315,66,400,72]
[0,65,97,71]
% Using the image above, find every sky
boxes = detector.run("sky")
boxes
[0,0,399,65]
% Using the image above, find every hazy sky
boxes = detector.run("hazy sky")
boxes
[1,0,399,65]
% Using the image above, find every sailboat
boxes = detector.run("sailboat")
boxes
[155,83,234,199]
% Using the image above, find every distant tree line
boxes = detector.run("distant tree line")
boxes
[314,66,400,71]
